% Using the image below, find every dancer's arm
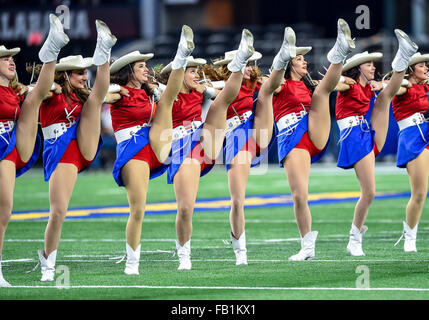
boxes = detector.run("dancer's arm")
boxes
[273,78,286,95]
[394,86,408,96]
[197,83,220,100]
[333,82,350,92]
[104,86,129,104]
[370,81,384,92]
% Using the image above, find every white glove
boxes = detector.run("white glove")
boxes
[107,84,121,93]
[211,81,225,89]
[203,85,216,99]
[157,82,166,93]
[153,87,161,102]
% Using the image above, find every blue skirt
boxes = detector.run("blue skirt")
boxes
[223,114,274,171]
[43,120,102,181]
[0,126,41,178]
[276,114,328,166]
[396,122,429,168]
[112,126,168,187]
[166,124,214,184]
[336,122,375,169]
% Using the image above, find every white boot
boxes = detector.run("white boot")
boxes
[327,18,355,64]
[39,14,70,63]
[391,29,418,72]
[271,27,296,71]
[231,231,248,266]
[92,20,117,66]
[394,221,418,252]
[124,243,140,275]
[176,240,191,270]
[171,25,195,70]
[347,224,367,256]
[289,231,318,261]
[0,256,12,287]
[38,250,57,282]
[227,29,255,74]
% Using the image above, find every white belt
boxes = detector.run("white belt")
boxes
[397,112,426,131]
[336,115,365,131]
[172,120,202,142]
[276,110,307,132]
[0,121,15,134]
[114,123,151,144]
[226,111,252,134]
[42,121,75,140]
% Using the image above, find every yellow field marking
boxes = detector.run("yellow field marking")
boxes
[11,191,396,221]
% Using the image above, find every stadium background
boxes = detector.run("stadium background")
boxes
[1,0,428,169]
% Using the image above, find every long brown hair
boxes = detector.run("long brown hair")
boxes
[285,59,317,93]
[200,63,261,90]
[110,61,156,96]
[27,63,90,105]
[342,66,361,81]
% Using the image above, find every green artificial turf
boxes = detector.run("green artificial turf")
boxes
[2,164,429,300]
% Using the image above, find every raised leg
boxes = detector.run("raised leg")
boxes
[201,29,255,159]
[16,14,69,162]
[150,25,195,162]
[77,20,116,160]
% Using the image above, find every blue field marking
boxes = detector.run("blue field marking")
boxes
[11,191,415,221]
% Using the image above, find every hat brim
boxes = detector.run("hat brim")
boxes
[0,47,20,58]
[110,52,154,74]
[296,46,312,56]
[213,51,262,66]
[409,54,429,66]
[343,53,383,72]
[161,58,207,74]
[55,58,94,71]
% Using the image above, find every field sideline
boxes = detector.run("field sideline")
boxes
[1,163,429,301]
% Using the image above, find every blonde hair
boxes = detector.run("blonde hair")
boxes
[151,64,168,85]
[9,73,21,91]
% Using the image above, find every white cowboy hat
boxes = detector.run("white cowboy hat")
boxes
[110,51,154,74]
[296,46,312,56]
[408,52,429,66]
[160,56,207,74]
[55,55,93,71]
[0,45,20,58]
[343,51,383,72]
[213,50,262,66]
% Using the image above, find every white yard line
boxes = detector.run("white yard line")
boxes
[5,236,427,243]
[3,258,429,264]
[7,285,429,292]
